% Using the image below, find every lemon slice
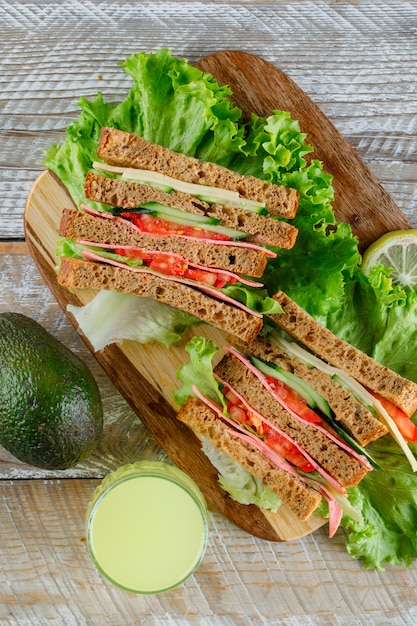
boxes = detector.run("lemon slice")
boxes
[361,230,417,288]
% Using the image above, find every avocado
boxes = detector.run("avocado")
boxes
[0,312,103,470]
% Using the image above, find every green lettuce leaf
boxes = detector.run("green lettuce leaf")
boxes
[174,336,224,408]
[226,111,361,317]
[343,436,417,570]
[326,265,417,380]
[67,291,200,350]
[325,268,417,569]
[220,284,282,315]
[44,49,244,210]
[176,339,282,511]
[201,437,281,511]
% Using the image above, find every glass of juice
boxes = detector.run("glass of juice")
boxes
[85,461,209,594]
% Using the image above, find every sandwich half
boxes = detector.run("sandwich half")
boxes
[84,126,300,250]
[175,337,376,535]
[56,206,282,343]
[175,301,417,534]
[85,171,298,250]
[96,127,299,218]
[270,291,417,417]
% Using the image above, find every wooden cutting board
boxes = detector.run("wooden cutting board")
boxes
[24,51,411,543]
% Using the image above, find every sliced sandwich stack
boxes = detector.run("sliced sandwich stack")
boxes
[57,127,301,343]
[176,293,417,535]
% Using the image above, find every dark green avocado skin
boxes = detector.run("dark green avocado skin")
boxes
[0,312,103,469]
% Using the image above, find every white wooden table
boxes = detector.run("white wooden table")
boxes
[2,1,417,624]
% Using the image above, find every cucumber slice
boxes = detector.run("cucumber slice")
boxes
[197,194,269,215]
[92,161,272,210]
[135,203,249,240]
[140,202,220,225]
[250,354,380,469]
[319,414,381,470]
[250,355,332,418]
[269,330,417,472]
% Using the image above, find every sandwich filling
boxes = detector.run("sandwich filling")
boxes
[175,336,375,537]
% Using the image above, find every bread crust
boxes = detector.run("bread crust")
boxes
[85,171,208,215]
[97,127,299,218]
[177,396,322,521]
[271,291,417,416]
[57,257,263,343]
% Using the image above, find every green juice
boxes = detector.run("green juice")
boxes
[86,462,209,594]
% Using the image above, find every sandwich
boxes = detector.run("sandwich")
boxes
[56,126,304,343]
[56,206,282,343]
[85,126,300,250]
[174,294,417,536]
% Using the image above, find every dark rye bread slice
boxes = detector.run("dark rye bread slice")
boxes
[85,171,208,214]
[206,204,298,249]
[85,172,298,250]
[177,396,322,521]
[233,336,388,446]
[59,208,268,278]
[97,127,299,218]
[271,291,417,417]
[215,354,369,488]
[57,257,263,343]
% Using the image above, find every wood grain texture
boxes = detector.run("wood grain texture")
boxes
[1,479,417,626]
[2,1,417,240]
[2,1,417,623]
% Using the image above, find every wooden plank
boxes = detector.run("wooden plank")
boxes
[0,242,28,254]
[1,479,417,624]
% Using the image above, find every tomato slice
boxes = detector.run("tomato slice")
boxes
[183,267,218,286]
[223,385,314,471]
[114,246,232,287]
[371,391,417,443]
[265,376,322,423]
[264,436,314,472]
[114,247,149,260]
[124,212,231,241]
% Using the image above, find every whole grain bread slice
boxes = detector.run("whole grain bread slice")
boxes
[206,203,298,249]
[97,127,299,218]
[271,291,417,416]
[233,336,388,446]
[85,172,298,249]
[85,171,207,215]
[177,396,322,521]
[59,208,268,278]
[57,257,263,343]
[215,353,369,488]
